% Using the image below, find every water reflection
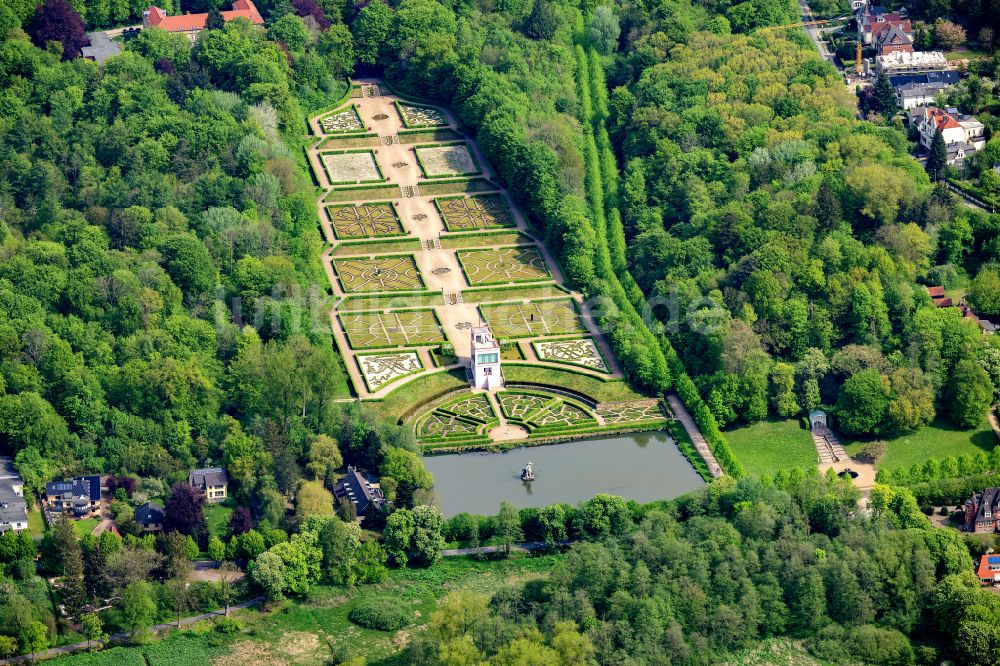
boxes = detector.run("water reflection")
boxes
[424,431,706,517]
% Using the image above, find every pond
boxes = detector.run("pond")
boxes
[424,431,706,517]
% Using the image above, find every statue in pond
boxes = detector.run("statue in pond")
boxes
[521,461,534,481]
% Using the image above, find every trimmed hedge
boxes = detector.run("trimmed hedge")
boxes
[348,597,411,631]
[669,351,745,478]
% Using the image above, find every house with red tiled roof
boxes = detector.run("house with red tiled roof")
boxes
[873,23,913,56]
[913,106,986,165]
[858,6,912,48]
[143,0,263,41]
[976,554,1000,586]
[959,304,997,334]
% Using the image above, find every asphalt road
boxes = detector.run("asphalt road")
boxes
[799,0,835,61]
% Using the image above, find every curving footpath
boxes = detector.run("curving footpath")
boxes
[665,393,723,479]
[0,597,263,665]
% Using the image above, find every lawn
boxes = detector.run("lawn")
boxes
[842,417,997,470]
[49,554,561,666]
[944,48,988,61]
[503,364,648,402]
[372,368,469,422]
[73,518,99,537]
[205,500,234,539]
[27,507,45,538]
[725,419,817,476]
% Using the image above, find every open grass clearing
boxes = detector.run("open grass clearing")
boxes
[50,555,560,666]
[841,416,997,470]
[725,419,817,477]
[205,499,234,539]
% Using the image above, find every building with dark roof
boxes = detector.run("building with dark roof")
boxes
[0,457,27,533]
[976,554,1000,585]
[189,467,229,502]
[80,32,121,63]
[959,305,997,334]
[45,475,101,518]
[874,24,913,56]
[135,501,165,532]
[333,467,386,517]
[965,488,1000,533]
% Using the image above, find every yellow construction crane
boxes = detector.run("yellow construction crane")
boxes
[756,17,848,31]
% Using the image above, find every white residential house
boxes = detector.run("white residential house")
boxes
[913,106,986,165]
[470,325,503,390]
[896,82,946,109]
[0,457,27,533]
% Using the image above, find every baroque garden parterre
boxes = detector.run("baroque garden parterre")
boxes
[307,82,669,448]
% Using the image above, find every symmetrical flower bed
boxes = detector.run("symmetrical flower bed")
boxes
[339,309,446,349]
[327,202,404,238]
[319,106,364,133]
[396,102,447,127]
[414,144,479,177]
[534,338,608,373]
[478,299,585,338]
[322,150,383,184]
[435,195,513,231]
[357,351,422,391]
[457,247,550,286]
[333,255,424,292]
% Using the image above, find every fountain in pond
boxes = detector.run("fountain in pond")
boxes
[521,461,535,481]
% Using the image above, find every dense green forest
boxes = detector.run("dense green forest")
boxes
[2,0,1000,662]
[413,474,1000,665]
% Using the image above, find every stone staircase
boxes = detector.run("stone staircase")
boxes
[382,134,399,145]
[444,291,463,305]
[424,238,441,250]
[400,184,420,198]
[812,425,848,463]
[363,83,381,97]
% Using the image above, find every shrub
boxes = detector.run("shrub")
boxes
[215,617,242,634]
[939,506,949,516]
[347,597,410,631]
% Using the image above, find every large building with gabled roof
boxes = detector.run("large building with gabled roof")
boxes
[143,0,263,42]
[965,487,1000,533]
